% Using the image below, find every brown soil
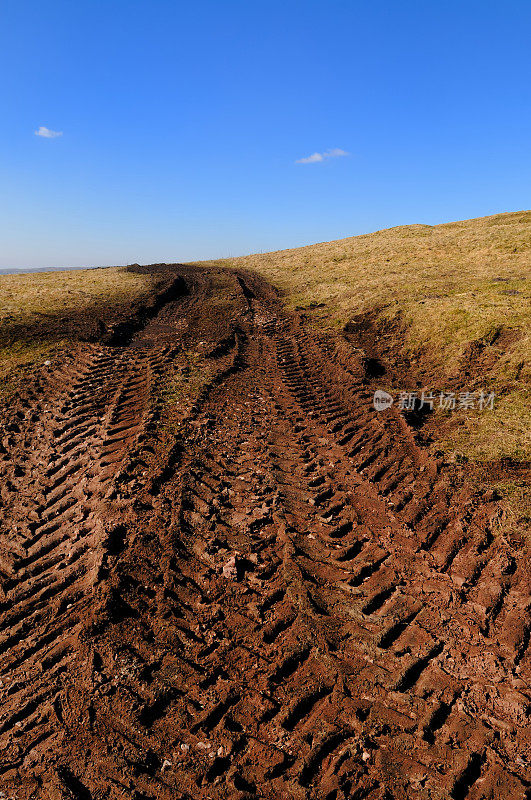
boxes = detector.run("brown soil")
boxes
[1,266,530,799]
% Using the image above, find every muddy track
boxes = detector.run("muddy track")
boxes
[0,267,530,799]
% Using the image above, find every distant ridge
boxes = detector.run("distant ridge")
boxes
[0,265,107,276]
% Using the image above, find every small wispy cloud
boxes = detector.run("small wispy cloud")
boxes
[296,147,349,164]
[35,126,63,139]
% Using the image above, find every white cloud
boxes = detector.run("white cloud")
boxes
[35,126,63,139]
[296,147,349,164]
[297,152,325,164]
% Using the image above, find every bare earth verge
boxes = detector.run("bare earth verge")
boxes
[1,265,530,799]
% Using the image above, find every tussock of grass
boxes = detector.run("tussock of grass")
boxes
[160,352,214,406]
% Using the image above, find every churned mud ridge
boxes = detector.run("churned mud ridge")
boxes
[0,266,530,799]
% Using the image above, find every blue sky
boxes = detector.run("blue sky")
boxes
[1,0,530,268]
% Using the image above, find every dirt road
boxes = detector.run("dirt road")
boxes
[0,266,529,799]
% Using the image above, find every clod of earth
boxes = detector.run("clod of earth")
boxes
[222,555,240,580]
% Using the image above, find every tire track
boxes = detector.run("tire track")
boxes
[0,337,172,791]
[1,266,530,799]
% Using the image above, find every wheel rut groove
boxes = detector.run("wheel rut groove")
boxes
[0,265,529,799]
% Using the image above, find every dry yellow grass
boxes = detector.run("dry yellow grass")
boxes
[0,266,157,332]
[0,266,162,395]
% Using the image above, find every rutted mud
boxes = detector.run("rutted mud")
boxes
[0,266,530,799]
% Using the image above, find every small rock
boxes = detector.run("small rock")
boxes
[44,360,52,366]
[161,759,172,772]
[223,555,239,581]
[217,746,224,756]
[180,743,190,752]
[362,751,371,762]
